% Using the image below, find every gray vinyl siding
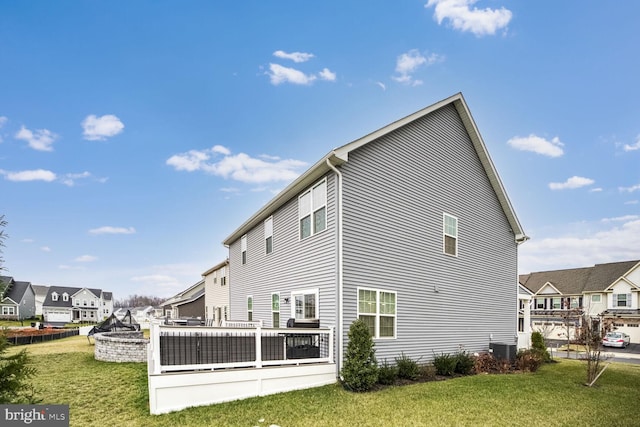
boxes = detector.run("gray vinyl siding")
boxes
[228,174,338,328]
[341,104,518,362]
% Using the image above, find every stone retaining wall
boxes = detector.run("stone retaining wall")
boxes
[94,331,149,363]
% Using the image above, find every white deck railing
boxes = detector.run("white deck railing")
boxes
[147,322,334,375]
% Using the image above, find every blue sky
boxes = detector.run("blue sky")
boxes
[1,1,639,299]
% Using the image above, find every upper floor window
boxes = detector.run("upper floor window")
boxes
[241,235,247,265]
[51,292,59,302]
[615,293,631,308]
[299,180,327,240]
[591,294,601,303]
[265,217,273,254]
[358,288,396,339]
[62,293,69,302]
[551,297,562,309]
[443,213,458,256]
[292,289,318,320]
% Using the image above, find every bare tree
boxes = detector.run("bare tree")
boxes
[559,305,583,358]
[0,215,7,273]
[579,313,612,386]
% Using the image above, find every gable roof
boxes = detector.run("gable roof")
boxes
[584,260,640,292]
[223,93,527,246]
[520,260,640,295]
[6,281,33,303]
[32,285,50,297]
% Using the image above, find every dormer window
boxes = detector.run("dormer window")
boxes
[52,292,59,301]
[63,293,69,302]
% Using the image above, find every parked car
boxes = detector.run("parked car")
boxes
[602,332,631,348]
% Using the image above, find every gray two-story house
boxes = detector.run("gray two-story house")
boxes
[223,93,527,372]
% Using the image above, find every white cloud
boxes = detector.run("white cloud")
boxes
[549,176,595,190]
[507,134,564,157]
[167,145,307,184]
[519,218,640,274]
[625,200,639,205]
[267,63,317,85]
[623,135,640,151]
[620,183,640,193]
[75,255,97,262]
[60,171,92,187]
[15,126,57,151]
[392,50,443,86]
[273,50,314,63]
[601,215,639,223]
[41,246,51,252]
[82,114,124,141]
[1,169,57,182]
[89,226,136,235]
[376,81,386,91]
[425,0,513,36]
[318,68,337,82]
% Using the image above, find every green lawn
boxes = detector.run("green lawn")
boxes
[10,336,640,427]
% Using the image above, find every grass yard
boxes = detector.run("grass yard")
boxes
[9,336,640,427]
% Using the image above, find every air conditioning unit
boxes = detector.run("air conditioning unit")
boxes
[490,342,517,361]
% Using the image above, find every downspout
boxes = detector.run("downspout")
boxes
[326,157,343,374]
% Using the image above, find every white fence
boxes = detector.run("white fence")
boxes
[147,323,336,414]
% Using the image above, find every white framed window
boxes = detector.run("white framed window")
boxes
[552,297,561,309]
[357,287,397,339]
[291,289,319,320]
[271,293,280,328]
[220,267,227,286]
[591,294,601,303]
[299,179,327,240]
[62,293,69,302]
[247,296,253,321]
[52,292,59,302]
[443,213,458,256]
[535,298,545,309]
[241,235,247,265]
[265,217,273,254]
[2,306,16,315]
[614,293,631,308]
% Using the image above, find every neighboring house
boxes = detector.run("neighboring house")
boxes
[33,285,49,317]
[0,276,36,321]
[520,259,640,343]
[42,286,113,325]
[160,279,205,320]
[222,93,527,372]
[203,259,230,326]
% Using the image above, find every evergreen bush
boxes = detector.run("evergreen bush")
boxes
[340,319,378,392]
[0,333,39,403]
[395,352,421,380]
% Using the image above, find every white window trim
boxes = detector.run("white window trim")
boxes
[247,295,253,321]
[265,216,273,254]
[357,287,397,339]
[591,294,601,303]
[298,178,327,240]
[271,292,280,328]
[443,213,458,257]
[52,292,59,301]
[241,235,248,265]
[290,288,319,320]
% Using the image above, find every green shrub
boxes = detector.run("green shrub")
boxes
[0,333,39,403]
[395,352,421,381]
[516,349,544,372]
[454,351,476,375]
[432,352,457,376]
[377,359,398,385]
[340,319,378,392]
[419,364,437,381]
[531,331,551,362]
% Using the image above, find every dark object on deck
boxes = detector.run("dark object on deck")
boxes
[286,318,320,328]
[88,310,140,336]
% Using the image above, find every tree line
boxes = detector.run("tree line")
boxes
[114,294,166,308]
